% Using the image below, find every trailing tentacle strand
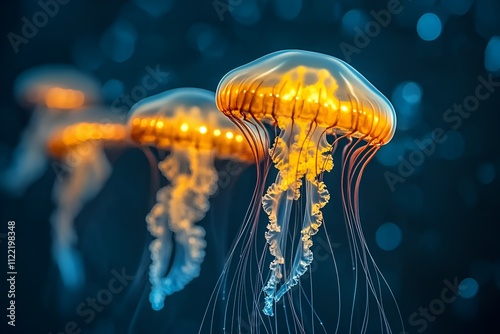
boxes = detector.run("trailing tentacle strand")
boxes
[162,148,217,296]
[275,179,330,301]
[51,145,111,289]
[262,120,333,315]
[147,148,217,310]
[147,186,174,310]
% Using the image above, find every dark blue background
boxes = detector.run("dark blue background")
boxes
[0,0,499,333]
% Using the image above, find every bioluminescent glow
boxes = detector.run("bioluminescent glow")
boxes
[1,65,101,196]
[210,49,401,333]
[47,108,127,289]
[128,88,262,311]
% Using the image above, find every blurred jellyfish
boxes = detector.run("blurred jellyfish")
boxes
[1,65,101,196]
[127,88,262,311]
[212,50,401,332]
[46,108,127,289]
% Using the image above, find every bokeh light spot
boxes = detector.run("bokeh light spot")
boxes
[230,0,261,25]
[459,278,479,299]
[376,223,402,251]
[342,9,368,35]
[391,82,422,131]
[485,36,500,72]
[402,82,423,104]
[417,13,442,41]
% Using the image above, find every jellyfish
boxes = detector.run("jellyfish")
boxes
[213,50,399,331]
[127,88,262,311]
[46,108,127,289]
[1,65,101,196]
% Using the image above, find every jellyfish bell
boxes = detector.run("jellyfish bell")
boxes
[127,88,263,311]
[15,64,101,111]
[129,88,262,162]
[213,50,400,332]
[217,49,395,145]
[47,110,127,160]
[46,107,127,289]
[2,65,102,196]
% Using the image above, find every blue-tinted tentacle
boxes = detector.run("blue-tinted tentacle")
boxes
[261,121,333,316]
[262,180,295,316]
[148,149,216,310]
[161,224,206,295]
[162,149,216,295]
[51,145,111,289]
[1,111,55,195]
[147,187,174,311]
[275,179,330,301]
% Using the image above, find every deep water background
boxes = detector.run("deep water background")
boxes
[0,0,499,333]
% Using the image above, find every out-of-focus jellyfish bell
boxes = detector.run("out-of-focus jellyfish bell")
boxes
[214,50,399,331]
[127,88,263,311]
[15,65,101,110]
[46,107,127,289]
[2,65,101,196]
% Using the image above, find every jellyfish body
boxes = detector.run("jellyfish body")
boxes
[2,65,101,196]
[128,88,260,311]
[215,50,397,330]
[47,108,127,288]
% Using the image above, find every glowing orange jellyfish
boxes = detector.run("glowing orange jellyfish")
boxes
[46,109,127,289]
[212,50,399,332]
[1,65,101,195]
[127,88,263,311]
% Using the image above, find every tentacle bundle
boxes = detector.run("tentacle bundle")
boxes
[211,50,400,331]
[262,120,333,316]
[126,88,257,312]
[148,147,218,311]
[51,145,111,288]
